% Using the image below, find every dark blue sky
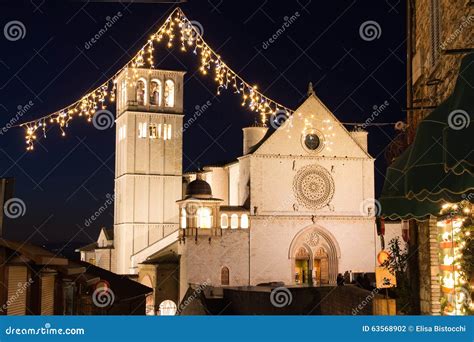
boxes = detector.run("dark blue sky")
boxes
[0,0,406,255]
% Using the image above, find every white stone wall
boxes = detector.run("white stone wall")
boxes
[250,155,374,216]
[203,167,229,204]
[228,162,240,206]
[182,230,250,287]
[249,217,376,285]
[182,95,378,289]
[114,68,184,274]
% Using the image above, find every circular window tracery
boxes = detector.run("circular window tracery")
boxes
[293,165,335,209]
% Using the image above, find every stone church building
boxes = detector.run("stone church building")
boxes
[78,66,401,315]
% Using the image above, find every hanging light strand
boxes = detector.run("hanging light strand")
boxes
[17,8,293,151]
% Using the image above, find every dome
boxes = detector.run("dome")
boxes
[185,174,212,198]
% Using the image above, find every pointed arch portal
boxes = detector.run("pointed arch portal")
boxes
[289,225,340,285]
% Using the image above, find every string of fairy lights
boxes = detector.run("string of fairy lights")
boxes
[16,7,403,151]
[18,7,295,151]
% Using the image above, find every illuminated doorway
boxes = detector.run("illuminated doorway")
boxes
[313,247,329,285]
[294,247,311,284]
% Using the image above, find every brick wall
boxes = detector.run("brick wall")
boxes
[418,217,441,315]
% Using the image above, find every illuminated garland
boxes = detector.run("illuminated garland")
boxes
[438,201,473,315]
[19,7,294,151]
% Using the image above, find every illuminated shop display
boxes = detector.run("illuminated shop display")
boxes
[438,201,473,316]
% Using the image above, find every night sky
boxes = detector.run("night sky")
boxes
[0,0,406,256]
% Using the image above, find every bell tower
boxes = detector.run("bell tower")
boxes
[114,67,185,274]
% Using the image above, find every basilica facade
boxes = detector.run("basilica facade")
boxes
[78,67,401,315]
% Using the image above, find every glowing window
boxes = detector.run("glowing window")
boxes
[240,214,249,229]
[163,124,172,140]
[150,79,162,106]
[180,208,187,229]
[149,123,157,139]
[159,300,177,316]
[164,79,175,107]
[220,214,228,228]
[230,214,238,229]
[197,207,212,228]
[136,79,147,105]
[138,122,147,138]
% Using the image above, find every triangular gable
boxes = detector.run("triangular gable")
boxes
[253,95,372,159]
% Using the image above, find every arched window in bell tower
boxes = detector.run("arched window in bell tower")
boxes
[164,79,175,107]
[136,79,147,105]
[150,79,162,106]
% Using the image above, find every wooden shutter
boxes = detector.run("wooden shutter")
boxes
[6,266,28,315]
[40,275,55,315]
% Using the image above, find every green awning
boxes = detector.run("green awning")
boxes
[380,53,474,220]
